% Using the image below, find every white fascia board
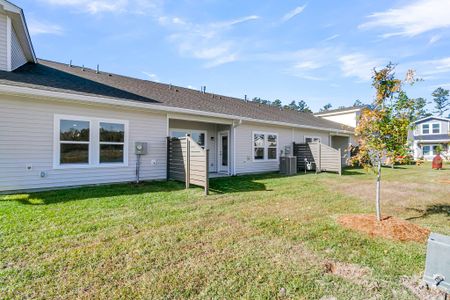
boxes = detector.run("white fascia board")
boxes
[0,84,354,134]
[6,16,11,71]
[314,108,361,117]
[1,1,37,63]
[414,116,450,123]
[18,10,37,62]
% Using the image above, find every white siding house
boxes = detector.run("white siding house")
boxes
[0,0,354,192]
[411,116,450,160]
[0,96,168,191]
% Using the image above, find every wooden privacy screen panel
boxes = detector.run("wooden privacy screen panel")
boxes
[309,142,342,175]
[293,142,341,175]
[167,136,209,195]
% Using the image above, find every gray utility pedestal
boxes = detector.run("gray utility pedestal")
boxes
[423,233,450,294]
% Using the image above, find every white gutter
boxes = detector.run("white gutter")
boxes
[0,84,354,135]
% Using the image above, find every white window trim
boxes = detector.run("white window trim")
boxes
[304,136,321,143]
[252,131,278,162]
[421,144,440,157]
[53,114,129,169]
[421,122,441,135]
[169,128,207,148]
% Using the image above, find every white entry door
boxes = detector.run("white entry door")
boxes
[218,131,229,173]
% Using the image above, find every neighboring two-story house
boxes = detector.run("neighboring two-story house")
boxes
[411,116,450,160]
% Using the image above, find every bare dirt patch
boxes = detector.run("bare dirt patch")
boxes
[324,261,373,285]
[400,275,447,300]
[338,214,430,243]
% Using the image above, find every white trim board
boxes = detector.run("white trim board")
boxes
[420,122,442,135]
[53,114,129,169]
[217,130,230,174]
[414,116,450,123]
[314,108,362,117]
[252,131,279,162]
[6,16,11,71]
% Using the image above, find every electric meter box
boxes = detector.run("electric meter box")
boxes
[423,232,450,293]
[135,142,148,155]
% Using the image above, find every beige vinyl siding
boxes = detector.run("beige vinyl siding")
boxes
[0,14,7,71]
[0,96,167,192]
[10,25,26,70]
[234,122,292,174]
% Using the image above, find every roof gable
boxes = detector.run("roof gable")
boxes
[414,116,449,124]
[0,0,36,64]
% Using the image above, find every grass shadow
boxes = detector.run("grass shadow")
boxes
[208,173,285,194]
[341,167,367,176]
[1,180,186,206]
[406,204,450,220]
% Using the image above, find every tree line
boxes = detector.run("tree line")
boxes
[250,86,449,117]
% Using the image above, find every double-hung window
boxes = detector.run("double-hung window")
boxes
[253,132,278,161]
[432,123,440,134]
[422,145,440,156]
[59,119,91,165]
[422,123,441,135]
[54,115,128,168]
[100,122,125,163]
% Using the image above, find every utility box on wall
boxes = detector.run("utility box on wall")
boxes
[423,233,450,293]
[135,142,148,155]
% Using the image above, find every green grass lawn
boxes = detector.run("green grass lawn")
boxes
[1,164,449,299]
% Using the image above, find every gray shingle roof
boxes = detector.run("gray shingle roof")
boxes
[0,59,353,132]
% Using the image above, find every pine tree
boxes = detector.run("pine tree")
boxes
[431,87,449,116]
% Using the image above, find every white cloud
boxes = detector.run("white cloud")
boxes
[428,35,441,45]
[339,53,382,81]
[27,19,64,36]
[414,57,450,79]
[162,15,259,68]
[323,34,339,42]
[142,71,160,82]
[281,5,306,22]
[359,0,450,38]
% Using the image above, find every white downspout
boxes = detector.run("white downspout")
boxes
[232,119,242,175]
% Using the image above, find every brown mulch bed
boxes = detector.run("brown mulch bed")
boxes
[338,214,430,243]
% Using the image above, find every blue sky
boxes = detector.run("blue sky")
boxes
[15,0,450,111]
